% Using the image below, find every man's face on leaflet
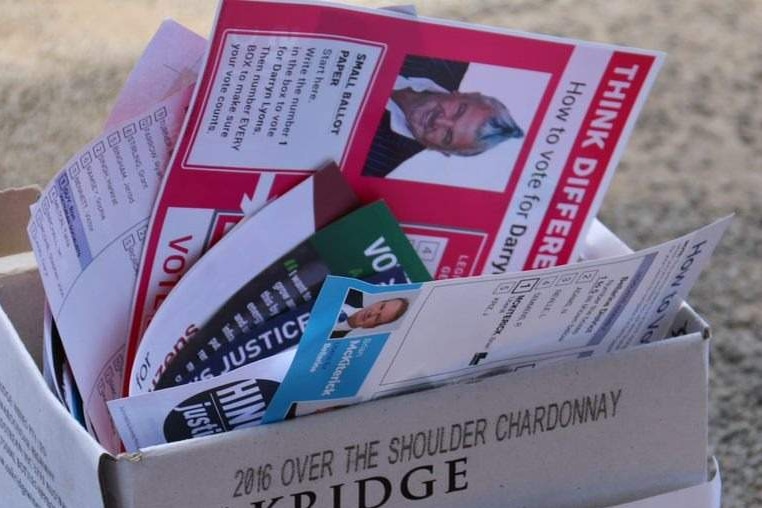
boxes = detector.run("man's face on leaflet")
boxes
[403,91,495,154]
[348,299,407,329]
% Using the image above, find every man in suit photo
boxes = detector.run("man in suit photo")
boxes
[363,55,524,178]
[330,289,410,339]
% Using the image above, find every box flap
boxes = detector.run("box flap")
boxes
[0,299,107,508]
[0,186,40,257]
[108,333,708,508]
[582,219,634,260]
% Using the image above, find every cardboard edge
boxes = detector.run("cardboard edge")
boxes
[99,454,130,508]
[608,457,721,507]
[0,251,38,276]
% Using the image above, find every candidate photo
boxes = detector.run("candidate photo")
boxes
[329,288,411,339]
[362,54,550,192]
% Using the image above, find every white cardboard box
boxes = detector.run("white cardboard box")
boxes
[0,187,721,507]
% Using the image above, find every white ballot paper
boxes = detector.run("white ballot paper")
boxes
[105,20,206,130]
[26,86,193,453]
[263,216,731,422]
[25,21,207,452]
[110,350,296,452]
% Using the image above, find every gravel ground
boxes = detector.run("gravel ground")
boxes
[1,0,759,505]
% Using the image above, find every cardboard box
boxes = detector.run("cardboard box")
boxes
[0,187,721,507]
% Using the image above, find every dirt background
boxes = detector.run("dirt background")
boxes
[1,0,759,504]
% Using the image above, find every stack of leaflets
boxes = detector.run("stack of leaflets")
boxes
[25,0,730,455]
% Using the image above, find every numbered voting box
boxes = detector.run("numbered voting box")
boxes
[0,187,721,507]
